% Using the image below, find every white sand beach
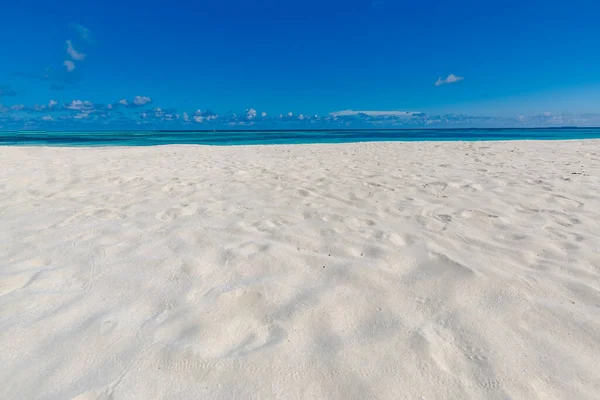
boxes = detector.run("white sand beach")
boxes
[2,140,600,399]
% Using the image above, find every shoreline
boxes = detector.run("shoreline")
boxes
[3,127,600,148]
[3,137,600,149]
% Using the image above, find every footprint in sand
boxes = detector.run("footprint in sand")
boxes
[422,182,448,197]
[460,183,484,192]
[154,203,199,221]
[99,318,118,335]
[152,289,285,359]
[92,208,126,220]
[547,194,584,209]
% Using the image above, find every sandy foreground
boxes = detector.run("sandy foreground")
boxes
[1,140,600,399]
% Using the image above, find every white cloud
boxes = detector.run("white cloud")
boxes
[11,104,25,111]
[48,100,58,108]
[41,115,53,121]
[330,110,419,117]
[261,112,267,117]
[435,74,464,86]
[298,114,305,120]
[183,112,190,122]
[287,112,293,117]
[63,60,76,72]
[193,114,218,123]
[72,24,94,44]
[66,40,86,61]
[64,100,93,110]
[246,108,257,119]
[118,99,128,106]
[107,103,113,109]
[133,96,152,106]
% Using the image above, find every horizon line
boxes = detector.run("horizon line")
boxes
[0,126,596,134]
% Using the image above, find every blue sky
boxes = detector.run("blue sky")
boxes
[1,0,599,129]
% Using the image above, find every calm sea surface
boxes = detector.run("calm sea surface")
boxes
[1,128,600,146]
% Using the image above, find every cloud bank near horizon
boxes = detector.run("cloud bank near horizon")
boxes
[1,98,599,130]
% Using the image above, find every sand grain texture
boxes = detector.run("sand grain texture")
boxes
[2,141,600,399]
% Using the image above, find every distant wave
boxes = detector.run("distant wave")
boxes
[1,128,600,147]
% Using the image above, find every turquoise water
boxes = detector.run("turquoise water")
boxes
[1,128,600,146]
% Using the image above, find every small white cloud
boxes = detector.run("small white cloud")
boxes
[64,100,93,110]
[133,96,152,106]
[193,114,217,123]
[246,108,257,119]
[11,104,25,111]
[48,100,59,108]
[435,74,464,86]
[63,60,76,72]
[118,99,128,106]
[107,103,113,109]
[72,24,94,44]
[41,115,53,121]
[261,111,267,117]
[66,40,86,61]
[287,112,293,117]
[183,112,190,122]
[298,114,305,120]
[73,112,90,119]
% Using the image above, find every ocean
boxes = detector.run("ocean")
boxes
[1,128,600,146]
